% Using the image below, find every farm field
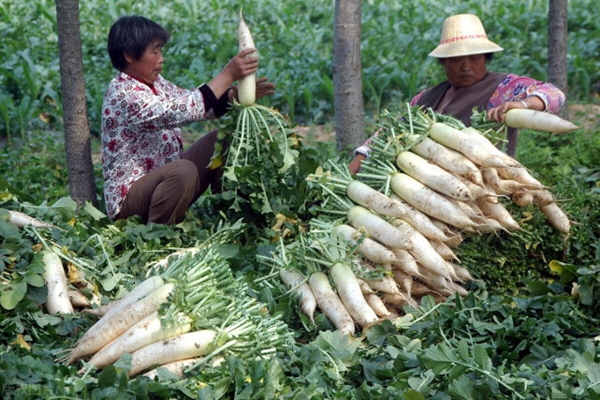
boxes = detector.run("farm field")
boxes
[1,0,600,398]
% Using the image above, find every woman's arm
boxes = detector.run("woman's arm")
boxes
[486,74,566,122]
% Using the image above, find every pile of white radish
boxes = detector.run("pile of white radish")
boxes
[61,246,292,379]
[264,106,573,335]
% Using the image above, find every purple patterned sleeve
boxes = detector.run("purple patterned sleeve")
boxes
[487,74,565,113]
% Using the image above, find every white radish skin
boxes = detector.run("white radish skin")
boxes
[539,202,571,234]
[410,281,442,298]
[68,290,91,308]
[366,274,402,296]
[476,198,521,231]
[333,224,397,264]
[330,263,379,328]
[347,205,411,250]
[409,137,484,186]
[389,194,451,242]
[143,358,200,380]
[429,123,520,168]
[143,356,224,380]
[482,168,516,196]
[396,151,473,201]
[391,248,420,277]
[100,275,166,323]
[451,282,469,297]
[504,108,579,133]
[390,218,455,281]
[450,263,476,282]
[8,210,60,229]
[357,278,374,295]
[454,175,500,201]
[460,126,524,167]
[308,272,355,335]
[82,298,123,318]
[512,191,534,207]
[496,167,547,189]
[430,239,459,262]
[128,329,218,377]
[392,267,414,296]
[390,173,480,231]
[42,251,74,314]
[364,293,392,317]
[346,180,412,220]
[65,282,174,365]
[87,311,192,370]
[238,10,257,106]
[381,292,417,310]
[279,268,317,324]
[417,268,455,297]
[529,189,555,206]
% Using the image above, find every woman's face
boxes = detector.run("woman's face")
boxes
[441,54,487,88]
[123,40,164,85]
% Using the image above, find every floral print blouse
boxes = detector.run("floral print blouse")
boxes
[101,72,228,219]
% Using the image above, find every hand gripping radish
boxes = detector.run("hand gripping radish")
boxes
[238,10,256,106]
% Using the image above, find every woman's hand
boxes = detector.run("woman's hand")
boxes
[487,96,544,123]
[224,48,259,81]
[208,49,259,98]
[230,77,275,102]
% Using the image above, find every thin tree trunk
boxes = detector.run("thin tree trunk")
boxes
[55,0,97,206]
[333,0,364,156]
[548,0,569,118]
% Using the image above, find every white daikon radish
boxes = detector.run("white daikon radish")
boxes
[238,10,257,106]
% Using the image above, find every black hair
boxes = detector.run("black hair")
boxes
[437,52,494,65]
[107,15,171,71]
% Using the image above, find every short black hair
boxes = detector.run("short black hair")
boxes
[107,15,171,70]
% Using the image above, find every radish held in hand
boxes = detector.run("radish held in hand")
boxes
[238,10,256,106]
[504,108,578,133]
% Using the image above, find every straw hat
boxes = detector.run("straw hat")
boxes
[429,14,504,58]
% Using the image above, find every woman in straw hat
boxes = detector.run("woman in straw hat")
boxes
[349,13,565,173]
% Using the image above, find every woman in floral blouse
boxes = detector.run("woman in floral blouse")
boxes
[101,15,275,224]
[349,14,565,174]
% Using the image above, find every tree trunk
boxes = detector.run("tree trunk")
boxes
[55,0,97,206]
[333,0,364,156]
[548,0,569,118]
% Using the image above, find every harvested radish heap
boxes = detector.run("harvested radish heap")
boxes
[62,245,292,379]
[260,106,572,335]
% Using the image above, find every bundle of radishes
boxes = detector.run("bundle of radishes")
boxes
[61,246,292,379]
[265,106,575,335]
